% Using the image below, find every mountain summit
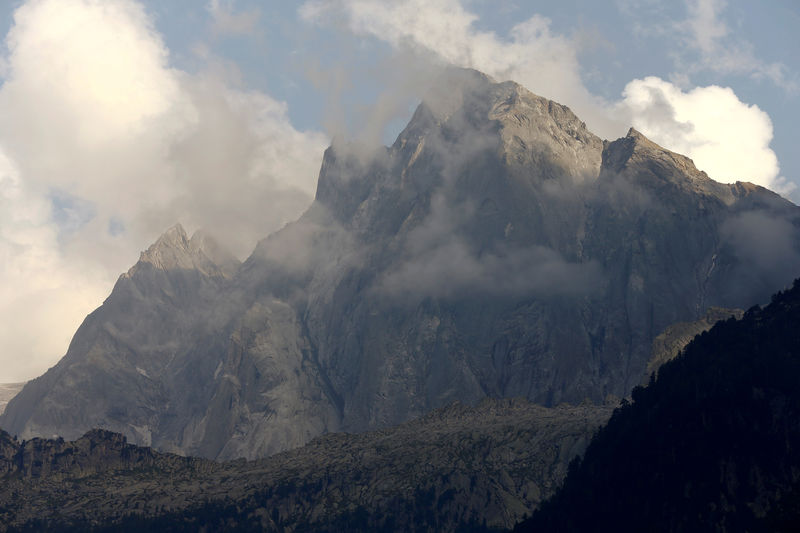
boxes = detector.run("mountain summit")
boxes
[2,68,798,459]
[135,223,239,276]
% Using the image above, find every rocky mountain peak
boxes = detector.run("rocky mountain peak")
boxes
[400,68,596,150]
[600,128,793,208]
[138,223,191,268]
[624,126,649,142]
[131,223,240,278]
[597,126,749,206]
[602,127,706,178]
[315,67,605,235]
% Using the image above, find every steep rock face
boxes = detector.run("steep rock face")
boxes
[2,68,799,459]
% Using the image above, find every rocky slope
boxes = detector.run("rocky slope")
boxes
[515,279,800,532]
[0,399,611,532]
[2,68,799,460]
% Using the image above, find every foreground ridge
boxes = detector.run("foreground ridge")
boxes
[0,399,611,532]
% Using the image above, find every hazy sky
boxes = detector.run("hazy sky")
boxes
[0,0,797,382]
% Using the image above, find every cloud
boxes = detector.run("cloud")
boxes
[377,186,603,301]
[0,0,327,381]
[682,0,796,91]
[720,210,800,303]
[616,76,792,194]
[685,0,727,55]
[0,151,109,382]
[721,211,800,277]
[619,0,796,92]
[299,0,623,140]
[206,0,260,37]
[380,238,603,301]
[379,184,603,303]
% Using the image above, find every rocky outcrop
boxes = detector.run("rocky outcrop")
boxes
[2,68,798,460]
[0,399,612,532]
[0,428,212,481]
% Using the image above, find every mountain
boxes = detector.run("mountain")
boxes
[514,278,800,532]
[2,68,799,460]
[0,399,611,532]
[0,223,343,459]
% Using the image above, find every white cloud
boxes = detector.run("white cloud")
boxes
[0,0,327,381]
[0,151,109,381]
[617,76,791,193]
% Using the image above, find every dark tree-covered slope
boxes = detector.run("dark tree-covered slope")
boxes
[515,278,800,533]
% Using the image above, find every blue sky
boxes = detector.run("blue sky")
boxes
[0,0,797,381]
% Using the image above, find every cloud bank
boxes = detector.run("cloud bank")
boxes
[300,0,621,139]
[0,0,327,381]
